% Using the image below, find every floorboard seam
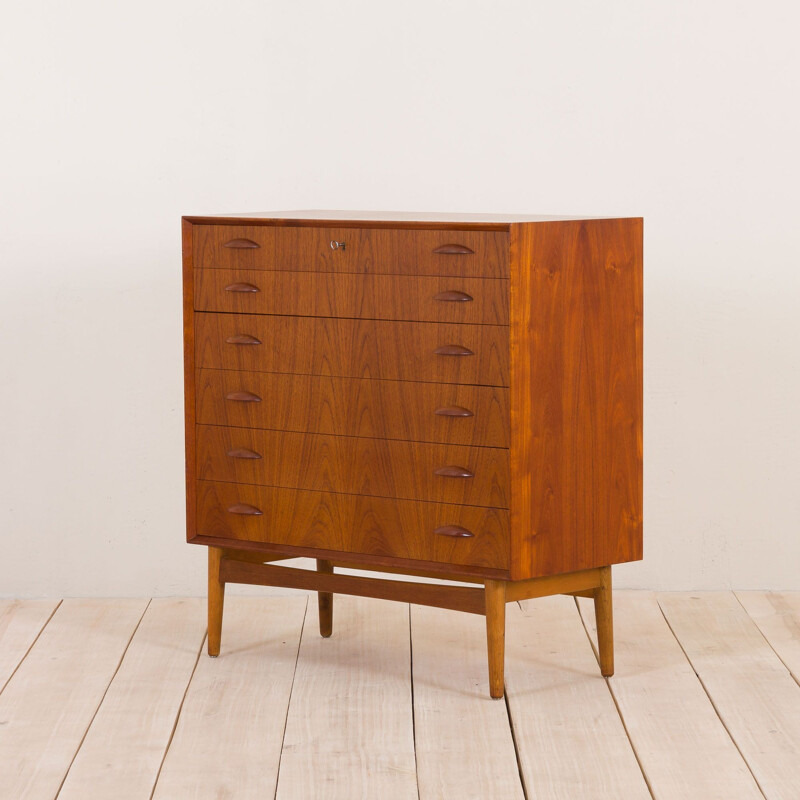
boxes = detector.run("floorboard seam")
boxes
[502,691,529,800]
[55,598,152,799]
[272,595,310,800]
[147,614,206,800]
[573,596,656,800]
[0,598,62,698]
[408,604,422,800]
[655,595,768,799]
[733,591,800,690]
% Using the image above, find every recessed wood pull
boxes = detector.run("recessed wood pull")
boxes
[226,448,262,459]
[223,238,260,249]
[224,391,262,402]
[434,406,474,418]
[434,525,475,538]
[434,290,473,302]
[224,282,260,293]
[433,244,475,255]
[434,465,474,478]
[227,503,263,515]
[434,344,474,356]
[226,334,262,345]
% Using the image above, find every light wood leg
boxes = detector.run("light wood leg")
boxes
[317,559,333,638]
[594,565,614,676]
[208,546,225,657]
[485,579,507,699]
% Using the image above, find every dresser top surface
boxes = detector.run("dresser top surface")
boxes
[183,210,640,231]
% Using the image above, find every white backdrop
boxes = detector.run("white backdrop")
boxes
[1,0,798,596]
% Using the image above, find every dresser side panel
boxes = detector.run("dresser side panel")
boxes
[509,219,643,579]
[182,219,198,542]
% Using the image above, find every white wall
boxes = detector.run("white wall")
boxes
[1,0,798,596]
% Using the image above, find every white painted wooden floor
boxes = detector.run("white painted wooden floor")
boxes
[1,591,799,799]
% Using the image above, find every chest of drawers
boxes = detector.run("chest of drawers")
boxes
[182,211,643,698]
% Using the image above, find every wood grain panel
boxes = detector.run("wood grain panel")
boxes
[507,596,651,799]
[659,592,800,799]
[196,480,509,570]
[0,600,148,800]
[194,269,509,324]
[196,425,509,508]
[196,369,510,447]
[509,219,643,579]
[196,312,509,386]
[578,592,763,800]
[412,605,525,798]
[193,224,509,277]
[152,597,306,800]
[276,597,417,799]
[182,219,197,548]
[57,599,206,800]
[0,600,59,694]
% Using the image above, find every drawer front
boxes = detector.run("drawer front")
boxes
[196,370,510,448]
[197,480,509,570]
[194,269,509,325]
[196,425,509,508]
[193,225,509,278]
[196,313,509,386]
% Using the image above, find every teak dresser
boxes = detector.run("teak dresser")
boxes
[182,211,643,698]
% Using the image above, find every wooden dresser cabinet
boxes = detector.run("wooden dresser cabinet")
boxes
[182,211,643,698]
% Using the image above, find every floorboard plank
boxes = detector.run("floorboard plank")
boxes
[659,592,800,799]
[411,605,524,800]
[57,598,206,800]
[736,592,800,685]
[578,592,762,800]
[506,595,650,799]
[0,598,148,800]
[276,596,417,800]
[0,599,60,694]
[152,596,307,800]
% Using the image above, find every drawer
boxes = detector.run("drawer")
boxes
[196,480,509,570]
[195,313,509,386]
[192,225,509,278]
[196,425,509,508]
[196,370,510,448]
[194,269,509,325]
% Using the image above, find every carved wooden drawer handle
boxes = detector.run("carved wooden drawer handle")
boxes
[223,238,260,249]
[434,406,474,418]
[434,290,473,302]
[224,282,260,293]
[434,525,475,538]
[227,503,263,515]
[226,448,262,459]
[433,244,475,255]
[434,465,474,478]
[434,345,474,356]
[226,334,262,345]
[224,391,262,402]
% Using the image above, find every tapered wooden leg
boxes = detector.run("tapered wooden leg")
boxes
[208,546,225,657]
[484,579,507,699]
[594,566,614,676]
[317,559,333,638]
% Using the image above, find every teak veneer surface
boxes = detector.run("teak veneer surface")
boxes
[196,369,510,448]
[196,424,510,508]
[196,479,509,570]
[182,211,642,697]
[185,209,618,228]
[194,268,509,325]
[195,312,510,386]
[193,224,509,277]
[509,218,642,579]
